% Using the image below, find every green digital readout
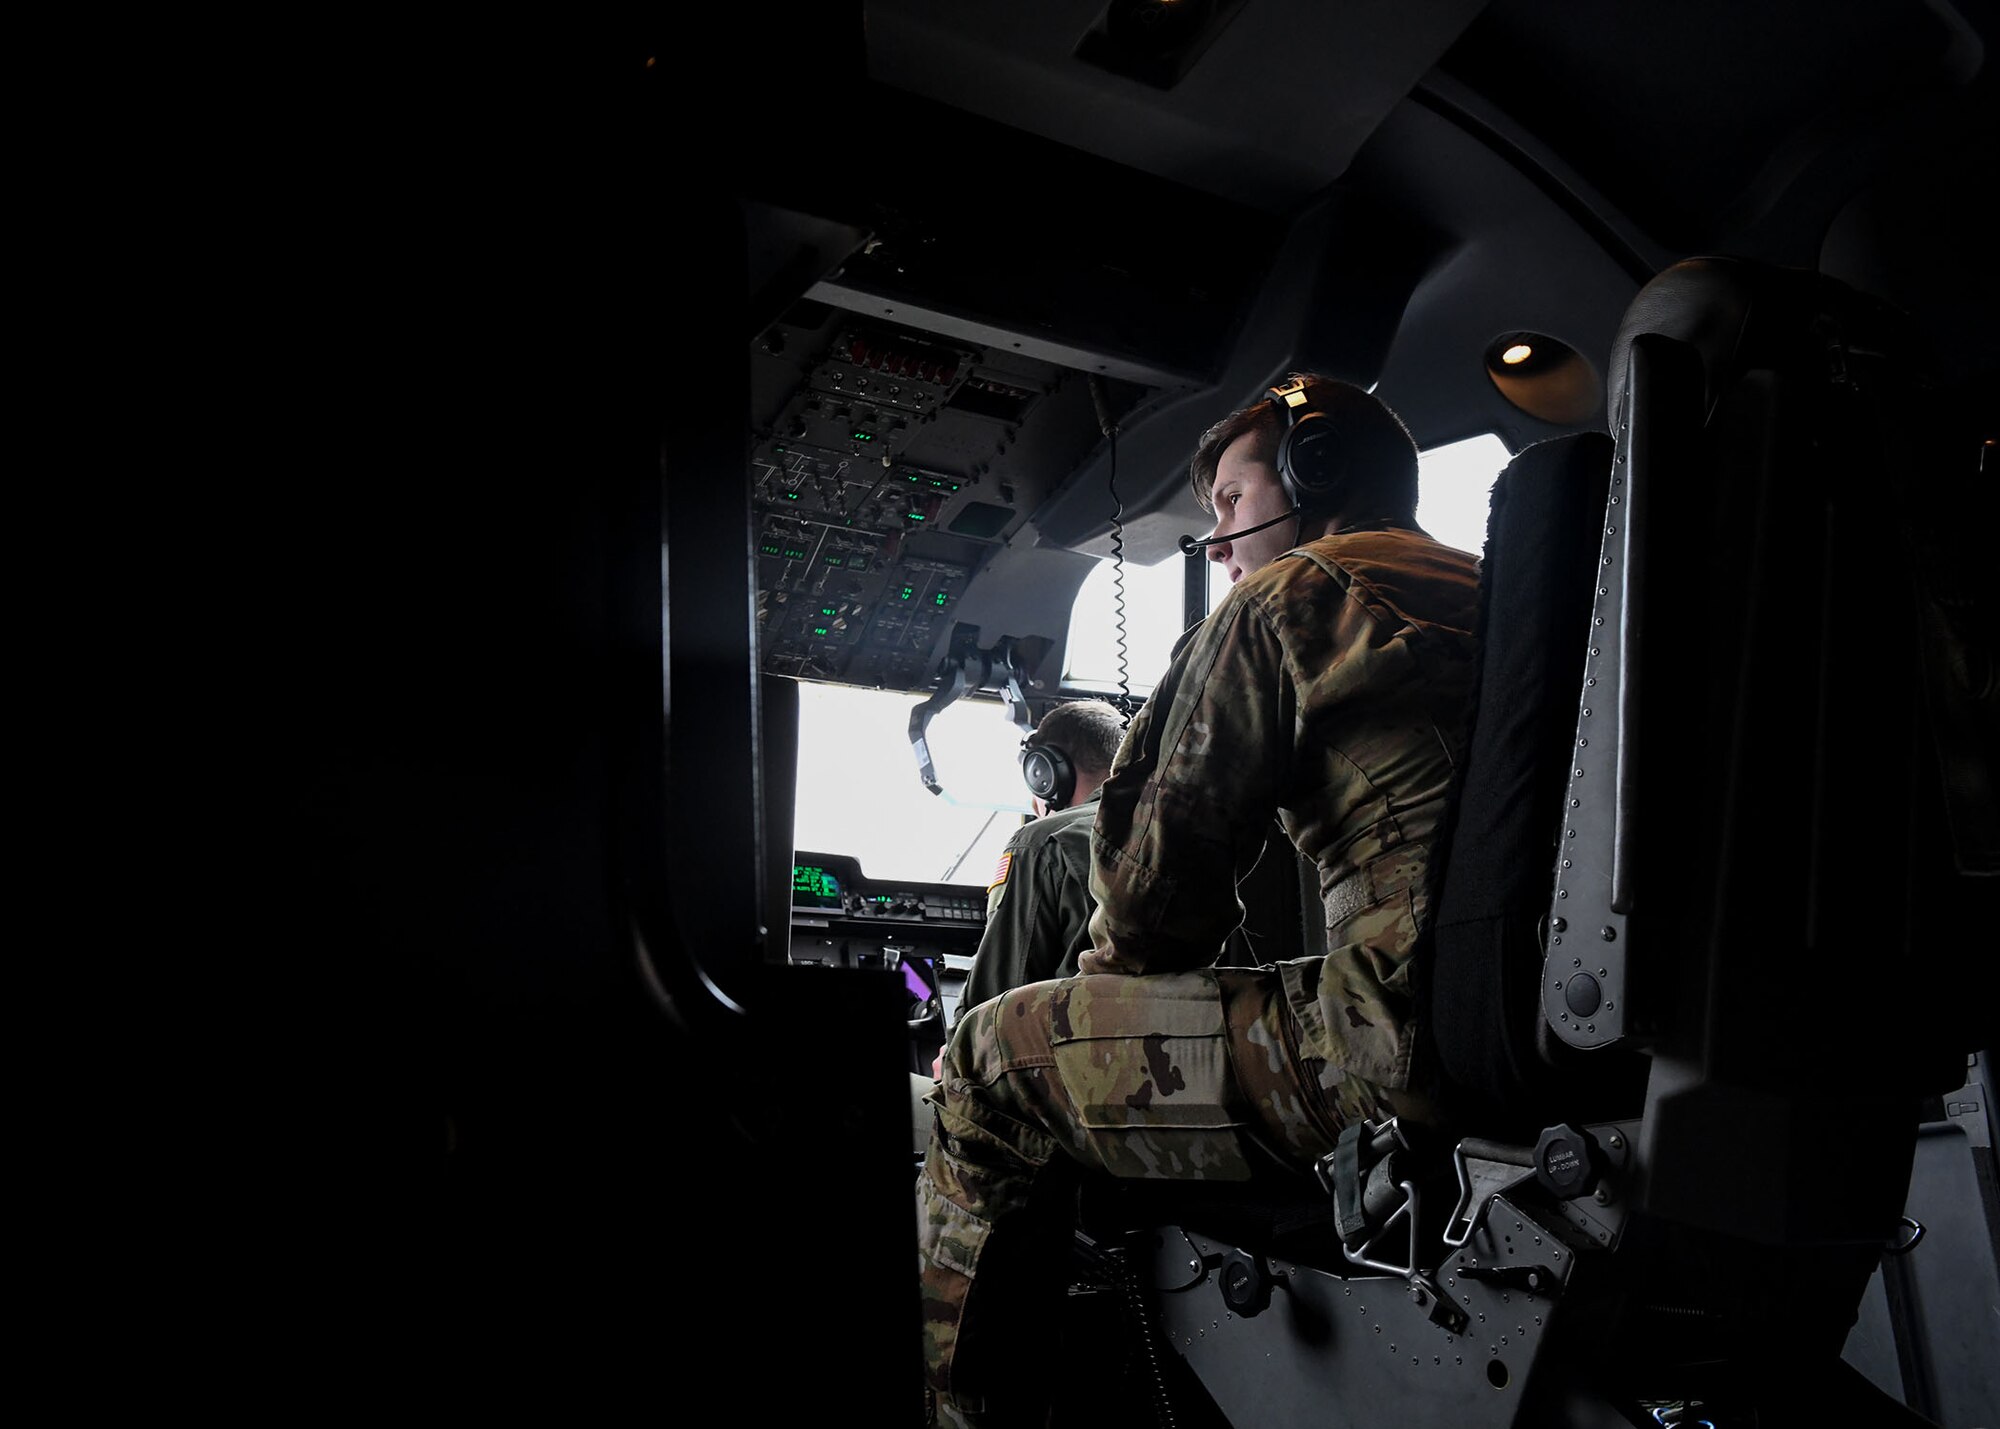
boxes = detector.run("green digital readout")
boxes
[793,865,841,904]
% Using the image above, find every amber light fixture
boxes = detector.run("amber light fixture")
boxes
[1484,331,1599,424]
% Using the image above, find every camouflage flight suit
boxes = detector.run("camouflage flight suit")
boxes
[957,789,1102,1014]
[917,526,1481,1422]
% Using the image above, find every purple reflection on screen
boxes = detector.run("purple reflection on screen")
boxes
[904,962,931,1000]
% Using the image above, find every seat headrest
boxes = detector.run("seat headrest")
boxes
[1605,256,1923,430]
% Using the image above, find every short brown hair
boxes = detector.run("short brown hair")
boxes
[1032,698,1126,777]
[1189,373,1420,519]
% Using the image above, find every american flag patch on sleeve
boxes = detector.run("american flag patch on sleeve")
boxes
[988,850,1013,892]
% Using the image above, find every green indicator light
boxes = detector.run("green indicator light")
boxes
[820,607,836,616]
[935,593,948,606]
[812,626,829,636]
[907,512,925,522]
[784,492,799,500]
[824,555,842,565]
[907,474,918,482]
[774,445,788,454]
[760,543,781,556]
[899,586,913,600]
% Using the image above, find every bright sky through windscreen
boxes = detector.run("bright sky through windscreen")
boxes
[793,681,1033,885]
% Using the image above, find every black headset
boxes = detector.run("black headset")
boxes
[1019,736,1076,810]
[1268,376,1348,512]
[1178,378,1349,556]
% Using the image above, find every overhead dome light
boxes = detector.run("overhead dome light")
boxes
[1484,331,1600,425]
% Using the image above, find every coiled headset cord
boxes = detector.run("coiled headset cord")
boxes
[1089,376,1133,726]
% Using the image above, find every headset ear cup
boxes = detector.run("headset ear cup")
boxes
[1020,741,1075,809]
[1282,411,1341,507]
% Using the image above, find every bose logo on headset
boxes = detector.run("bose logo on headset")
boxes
[1179,377,1351,556]
[1018,736,1075,810]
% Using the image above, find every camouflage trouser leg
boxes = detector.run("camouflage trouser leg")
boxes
[915,967,1391,1418]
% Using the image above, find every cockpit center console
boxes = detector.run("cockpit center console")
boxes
[788,851,987,1038]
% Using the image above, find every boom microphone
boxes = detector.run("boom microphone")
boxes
[1177,506,1300,557]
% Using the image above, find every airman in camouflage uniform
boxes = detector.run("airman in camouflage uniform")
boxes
[957,697,1128,1011]
[917,377,1482,1427]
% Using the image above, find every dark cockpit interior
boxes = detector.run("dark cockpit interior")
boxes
[297,4,2000,1425]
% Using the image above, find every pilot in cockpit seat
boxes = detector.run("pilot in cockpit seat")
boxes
[959,697,1127,1011]
[908,698,1125,1155]
[917,375,1484,1427]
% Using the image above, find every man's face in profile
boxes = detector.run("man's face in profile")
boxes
[1202,431,1298,584]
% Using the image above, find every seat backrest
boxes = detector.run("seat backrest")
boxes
[1545,256,1994,1375]
[1413,427,1650,1138]
[1584,257,1994,1227]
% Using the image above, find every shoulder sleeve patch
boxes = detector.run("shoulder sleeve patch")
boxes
[985,850,1013,915]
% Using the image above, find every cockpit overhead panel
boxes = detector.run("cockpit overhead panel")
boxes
[751,301,1155,692]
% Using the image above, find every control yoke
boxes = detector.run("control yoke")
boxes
[908,624,1041,795]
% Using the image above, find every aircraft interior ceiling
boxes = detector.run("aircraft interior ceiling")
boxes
[743,0,1996,698]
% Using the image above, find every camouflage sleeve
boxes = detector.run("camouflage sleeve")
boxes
[1082,592,1294,974]
[959,821,1055,1012]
